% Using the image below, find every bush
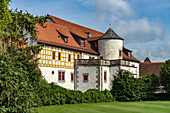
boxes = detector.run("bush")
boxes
[110,70,160,102]
[36,80,114,106]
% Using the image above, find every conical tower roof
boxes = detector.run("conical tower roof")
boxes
[98,28,124,40]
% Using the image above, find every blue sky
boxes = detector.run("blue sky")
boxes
[10,0,170,62]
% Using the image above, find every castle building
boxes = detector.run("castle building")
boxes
[33,14,140,92]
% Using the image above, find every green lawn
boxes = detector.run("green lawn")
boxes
[37,101,170,113]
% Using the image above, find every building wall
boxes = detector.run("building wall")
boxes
[130,62,139,78]
[75,66,99,92]
[37,45,81,69]
[120,65,138,78]
[98,39,123,60]
[81,52,98,59]
[39,67,74,90]
[101,66,110,91]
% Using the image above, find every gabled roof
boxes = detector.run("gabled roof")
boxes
[98,28,124,40]
[139,62,165,76]
[36,22,98,54]
[48,14,104,39]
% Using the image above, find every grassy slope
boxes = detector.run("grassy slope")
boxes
[37,101,170,113]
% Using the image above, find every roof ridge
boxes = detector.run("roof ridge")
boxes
[48,14,104,35]
[140,62,165,64]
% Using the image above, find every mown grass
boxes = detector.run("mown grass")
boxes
[37,101,170,113]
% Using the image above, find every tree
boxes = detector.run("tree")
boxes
[160,59,170,93]
[110,70,160,101]
[110,70,141,101]
[0,0,48,112]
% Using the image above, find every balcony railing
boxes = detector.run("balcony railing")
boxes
[75,59,132,67]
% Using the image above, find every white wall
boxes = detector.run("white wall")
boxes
[98,39,123,60]
[120,66,138,78]
[81,52,98,59]
[101,66,110,91]
[75,66,98,92]
[130,62,139,78]
[39,67,74,90]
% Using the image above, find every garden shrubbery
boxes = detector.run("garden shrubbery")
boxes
[36,80,113,106]
[110,70,160,102]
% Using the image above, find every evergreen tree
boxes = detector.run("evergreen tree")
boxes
[160,59,170,93]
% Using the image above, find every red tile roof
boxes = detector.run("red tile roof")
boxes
[139,62,165,76]
[48,14,104,39]
[36,22,98,54]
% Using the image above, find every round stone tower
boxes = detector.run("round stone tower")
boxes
[98,28,124,60]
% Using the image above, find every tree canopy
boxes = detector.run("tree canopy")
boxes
[0,0,48,112]
[160,59,170,93]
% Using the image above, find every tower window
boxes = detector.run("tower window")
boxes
[119,50,122,57]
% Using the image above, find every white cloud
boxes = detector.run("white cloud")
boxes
[94,0,133,21]
[116,18,165,43]
[130,40,170,62]
[77,0,96,6]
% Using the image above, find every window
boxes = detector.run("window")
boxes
[58,32,68,43]
[52,71,54,75]
[128,52,131,57]
[95,42,97,47]
[80,39,85,47]
[84,75,88,81]
[58,53,61,60]
[58,71,65,81]
[52,51,55,60]
[77,55,80,59]
[119,50,122,57]
[58,72,61,80]
[71,73,74,81]
[64,38,68,43]
[68,54,71,61]
[83,73,89,82]
[62,72,65,81]
[100,56,103,59]
[132,64,135,67]
[114,76,117,80]
[104,71,107,81]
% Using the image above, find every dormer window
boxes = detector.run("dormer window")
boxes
[70,32,85,47]
[86,32,92,38]
[64,37,68,43]
[128,52,131,57]
[88,33,92,38]
[80,39,85,47]
[58,31,68,43]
